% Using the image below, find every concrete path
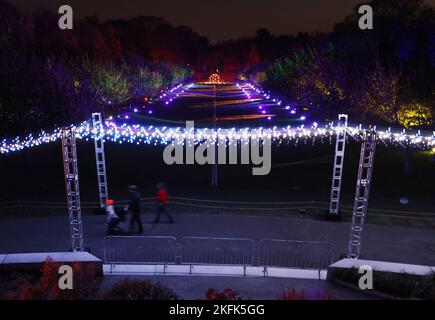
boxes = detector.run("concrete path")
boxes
[0,213,434,266]
[102,275,375,300]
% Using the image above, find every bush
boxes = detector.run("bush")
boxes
[0,271,38,300]
[1,258,102,300]
[277,286,335,300]
[205,288,244,300]
[102,278,179,300]
[331,267,435,299]
[0,258,181,300]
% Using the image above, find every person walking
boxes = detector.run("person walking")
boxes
[154,183,174,223]
[127,185,143,234]
[105,199,121,234]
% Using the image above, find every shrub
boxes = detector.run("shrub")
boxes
[331,267,435,299]
[205,288,244,300]
[1,257,102,300]
[102,278,179,300]
[277,286,335,300]
[0,271,38,300]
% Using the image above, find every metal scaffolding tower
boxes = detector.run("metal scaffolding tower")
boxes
[92,113,109,208]
[211,85,218,187]
[329,114,348,215]
[211,157,218,186]
[348,131,377,259]
[61,126,84,252]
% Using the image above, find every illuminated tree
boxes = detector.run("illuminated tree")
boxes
[357,65,401,124]
[90,63,132,105]
[397,103,433,129]
[291,46,349,117]
[130,67,165,97]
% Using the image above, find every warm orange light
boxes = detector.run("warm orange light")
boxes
[208,73,221,84]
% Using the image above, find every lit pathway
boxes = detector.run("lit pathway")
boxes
[1,212,434,266]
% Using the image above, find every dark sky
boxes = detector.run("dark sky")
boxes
[13,0,435,43]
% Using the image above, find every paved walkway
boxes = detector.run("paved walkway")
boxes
[0,213,434,266]
[102,275,375,300]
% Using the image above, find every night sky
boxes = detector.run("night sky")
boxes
[13,0,435,43]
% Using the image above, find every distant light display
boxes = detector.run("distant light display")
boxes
[208,73,221,84]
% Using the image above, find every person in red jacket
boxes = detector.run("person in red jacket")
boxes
[154,183,174,223]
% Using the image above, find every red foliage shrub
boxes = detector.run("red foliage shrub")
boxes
[2,257,102,300]
[205,288,243,300]
[102,277,179,300]
[277,286,335,300]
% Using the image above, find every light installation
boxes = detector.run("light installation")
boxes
[1,120,434,155]
[208,73,221,85]
[1,82,434,154]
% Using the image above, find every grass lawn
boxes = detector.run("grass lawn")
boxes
[0,138,433,225]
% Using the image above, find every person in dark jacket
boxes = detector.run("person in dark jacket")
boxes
[127,185,143,233]
[153,183,174,223]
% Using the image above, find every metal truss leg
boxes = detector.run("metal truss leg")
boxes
[211,85,218,187]
[92,113,109,208]
[211,162,218,187]
[329,114,348,215]
[348,131,377,259]
[61,126,84,252]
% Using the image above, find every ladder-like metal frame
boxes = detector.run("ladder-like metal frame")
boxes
[211,85,218,187]
[329,114,348,215]
[61,126,84,252]
[92,113,109,208]
[348,131,377,258]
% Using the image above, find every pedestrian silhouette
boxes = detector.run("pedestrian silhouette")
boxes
[127,185,143,233]
[154,183,174,223]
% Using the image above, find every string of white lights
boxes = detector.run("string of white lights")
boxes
[1,120,434,155]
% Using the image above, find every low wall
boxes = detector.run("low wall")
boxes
[327,259,435,299]
[0,252,103,275]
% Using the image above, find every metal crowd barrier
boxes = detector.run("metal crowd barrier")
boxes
[180,237,254,266]
[257,239,336,269]
[104,236,178,265]
[104,236,336,269]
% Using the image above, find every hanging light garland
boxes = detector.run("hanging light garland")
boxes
[2,119,433,155]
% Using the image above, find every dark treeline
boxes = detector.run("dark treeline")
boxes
[0,1,200,136]
[0,0,434,137]
[249,0,435,128]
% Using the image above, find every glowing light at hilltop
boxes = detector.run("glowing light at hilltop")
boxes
[208,73,221,85]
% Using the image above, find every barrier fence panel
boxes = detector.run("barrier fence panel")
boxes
[257,239,336,269]
[180,237,254,266]
[104,236,336,269]
[104,236,178,265]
